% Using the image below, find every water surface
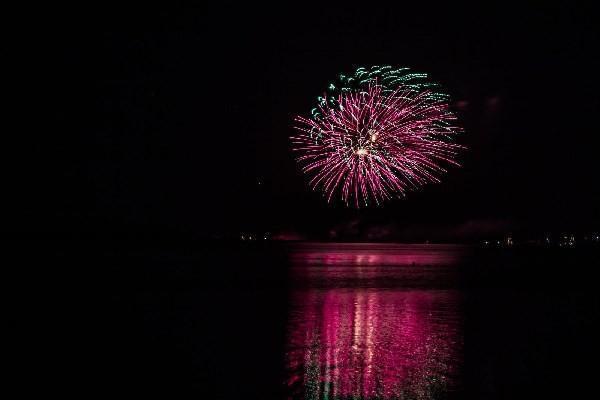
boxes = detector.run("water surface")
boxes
[285,243,465,399]
[84,241,599,398]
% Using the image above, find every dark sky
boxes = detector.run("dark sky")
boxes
[26,3,600,240]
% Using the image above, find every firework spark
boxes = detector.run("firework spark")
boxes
[292,66,464,207]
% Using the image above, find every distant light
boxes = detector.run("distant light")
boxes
[356,148,369,156]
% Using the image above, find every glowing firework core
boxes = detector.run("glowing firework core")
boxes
[292,66,464,207]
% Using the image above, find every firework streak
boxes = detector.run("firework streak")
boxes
[292,66,464,207]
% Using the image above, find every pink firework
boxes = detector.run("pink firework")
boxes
[292,81,464,207]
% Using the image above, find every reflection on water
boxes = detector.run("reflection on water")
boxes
[290,243,465,268]
[286,244,464,399]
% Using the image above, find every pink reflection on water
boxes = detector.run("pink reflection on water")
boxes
[285,244,464,399]
[289,244,466,289]
[290,243,465,267]
[286,289,462,399]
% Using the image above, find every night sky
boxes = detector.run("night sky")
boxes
[27,3,599,241]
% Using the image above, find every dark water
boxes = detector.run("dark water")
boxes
[58,242,600,398]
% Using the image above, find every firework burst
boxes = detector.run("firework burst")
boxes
[292,66,464,207]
